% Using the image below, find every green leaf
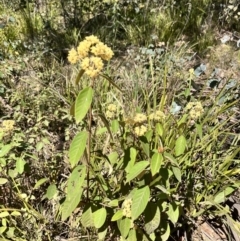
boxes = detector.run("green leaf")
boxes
[0,144,12,157]
[0,226,7,234]
[45,184,58,200]
[111,210,123,221]
[0,178,8,185]
[69,131,88,168]
[126,161,149,183]
[117,218,131,238]
[98,225,108,240]
[75,69,85,85]
[127,229,137,241]
[111,119,119,133]
[161,221,170,241]
[131,186,150,220]
[125,147,137,173]
[140,138,150,157]
[33,178,49,189]
[175,135,186,156]
[61,166,86,221]
[108,199,118,207]
[81,204,94,227]
[93,208,107,228]
[150,153,163,176]
[167,202,180,224]
[36,141,44,151]
[75,87,93,123]
[144,203,160,234]
[155,123,164,137]
[16,158,26,174]
[172,166,181,182]
[214,186,235,204]
[164,152,179,166]
[11,211,21,216]
[0,211,9,218]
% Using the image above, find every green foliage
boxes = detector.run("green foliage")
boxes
[0,1,240,240]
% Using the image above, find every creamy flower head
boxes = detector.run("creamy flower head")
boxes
[133,113,147,123]
[68,35,114,78]
[67,48,78,64]
[106,110,115,119]
[134,125,147,136]
[122,198,132,218]
[85,35,100,45]
[107,104,117,113]
[91,42,114,61]
[81,56,104,78]
[149,110,166,121]
[185,101,204,119]
[77,40,92,59]
[2,120,15,132]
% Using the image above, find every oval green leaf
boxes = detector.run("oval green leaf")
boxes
[175,135,187,156]
[167,202,180,224]
[75,87,93,123]
[0,178,8,185]
[61,166,86,221]
[45,184,58,200]
[0,144,12,157]
[16,158,26,174]
[150,153,163,176]
[93,208,107,228]
[0,211,9,218]
[131,186,150,220]
[117,218,131,238]
[111,210,123,221]
[126,161,149,183]
[69,131,88,168]
[34,178,49,189]
[144,202,160,234]
[172,166,182,182]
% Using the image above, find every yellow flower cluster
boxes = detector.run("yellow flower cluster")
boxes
[149,110,166,122]
[122,198,132,218]
[106,103,117,119]
[134,125,147,136]
[133,113,147,123]
[67,35,114,78]
[1,120,15,132]
[185,101,204,119]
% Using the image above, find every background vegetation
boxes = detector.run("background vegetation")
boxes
[0,0,239,240]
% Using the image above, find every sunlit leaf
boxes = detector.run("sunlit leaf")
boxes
[81,204,94,227]
[45,184,58,200]
[69,131,88,168]
[161,220,170,241]
[75,87,93,123]
[175,135,186,156]
[145,202,160,234]
[16,158,26,174]
[131,186,150,220]
[93,208,107,228]
[0,211,9,218]
[125,147,137,173]
[111,210,123,221]
[0,144,12,157]
[172,166,181,182]
[150,153,163,176]
[214,186,235,204]
[34,178,49,189]
[61,166,86,221]
[167,202,180,224]
[117,218,131,238]
[126,161,149,183]
[0,178,8,185]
